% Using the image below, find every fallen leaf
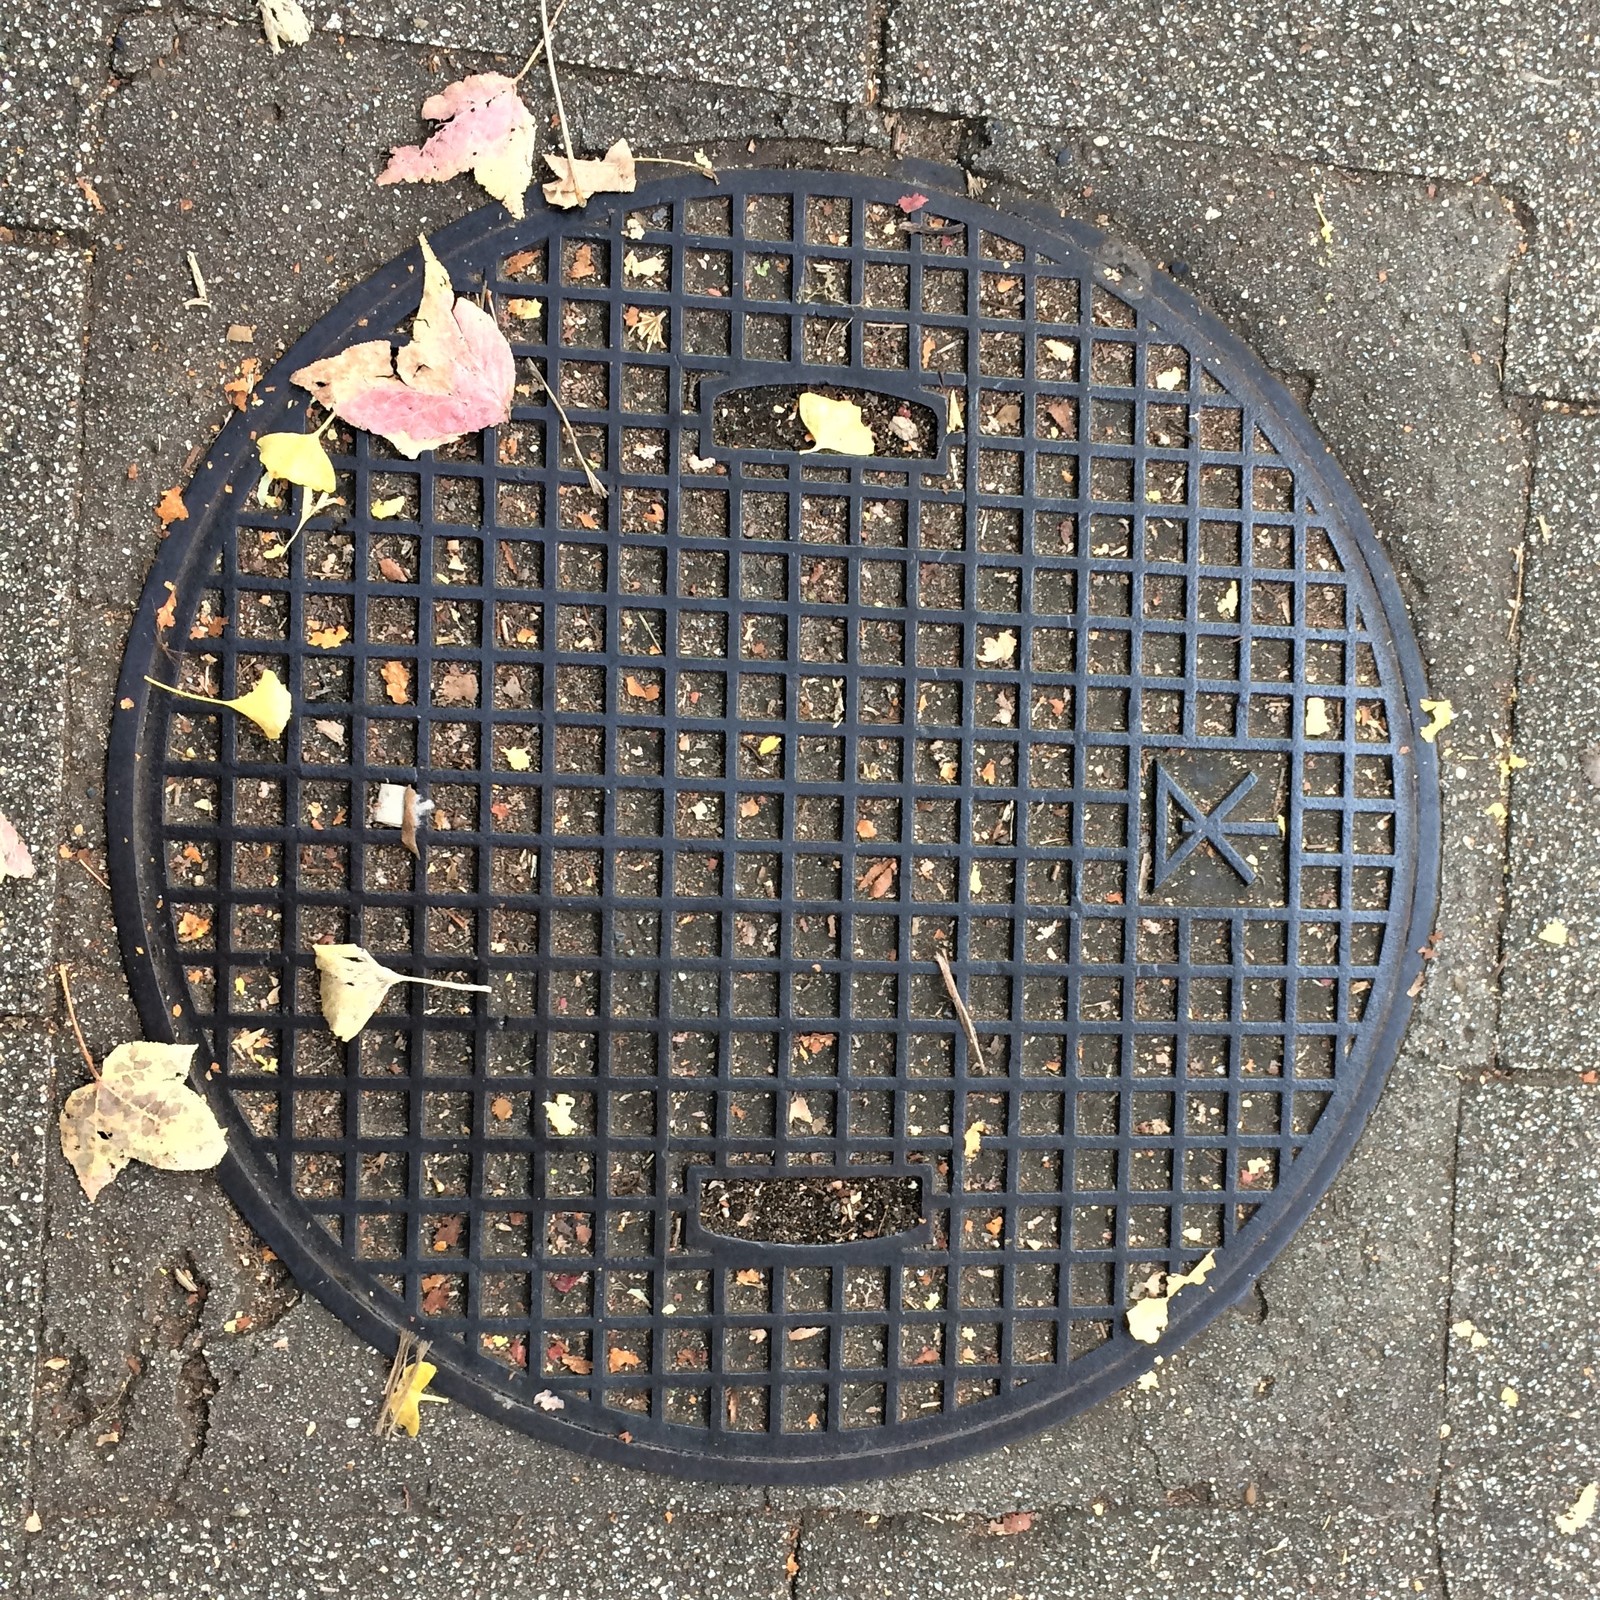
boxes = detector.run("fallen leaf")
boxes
[506,297,543,322]
[624,251,666,281]
[1216,580,1240,619]
[1043,338,1075,362]
[897,192,928,214]
[625,674,660,702]
[794,1032,833,1057]
[757,734,782,757]
[533,1388,565,1411]
[371,496,407,521]
[436,665,478,705]
[378,72,535,219]
[490,1095,513,1121]
[227,323,255,342]
[963,1120,987,1161]
[23,1511,41,1534]
[738,796,760,818]
[857,858,898,899]
[1419,698,1455,744]
[543,1093,579,1136]
[734,1268,763,1286]
[223,357,262,411]
[380,660,411,705]
[798,392,874,455]
[257,428,336,497]
[1557,1482,1599,1536]
[144,668,292,741]
[787,1327,825,1341]
[0,812,36,880]
[155,486,188,528]
[1304,696,1332,737]
[856,818,877,839]
[1538,919,1570,947]
[504,746,532,771]
[59,1041,228,1202]
[292,235,515,459]
[155,582,179,633]
[569,242,597,280]
[386,1358,439,1437]
[1500,1385,1519,1408]
[986,1511,1035,1536]
[259,0,312,54]
[978,631,1018,666]
[314,942,489,1041]
[887,414,920,444]
[176,910,211,943]
[306,623,349,649]
[1153,366,1185,391]
[1126,1251,1217,1344]
[788,1094,813,1127]
[542,139,636,210]
[607,1345,642,1372]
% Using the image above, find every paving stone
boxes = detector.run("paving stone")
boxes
[794,1505,1444,1599]
[0,4,108,231]
[19,1508,795,1599]
[885,0,1600,398]
[1440,1083,1600,1599]
[1499,414,1600,1074]
[0,1029,54,1588]
[0,243,89,1015]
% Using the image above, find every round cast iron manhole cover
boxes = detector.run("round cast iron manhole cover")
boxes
[108,167,1440,1482]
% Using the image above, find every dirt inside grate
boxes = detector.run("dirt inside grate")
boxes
[700,1171,925,1245]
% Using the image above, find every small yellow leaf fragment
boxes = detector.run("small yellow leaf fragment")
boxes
[1556,1482,1599,1536]
[504,746,532,771]
[1418,698,1455,743]
[1043,338,1075,362]
[506,297,543,321]
[1451,1318,1489,1349]
[1136,1370,1160,1392]
[370,494,407,520]
[1538,919,1570,947]
[757,734,782,757]
[1304,696,1332,737]
[797,392,875,455]
[1216,580,1239,620]
[1483,801,1507,822]
[386,1359,438,1438]
[1126,1251,1217,1345]
[1498,751,1528,781]
[544,1093,579,1136]
[1500,1385,1519,1409]
[978,631,1018,666]
[963,1120,987,1161]
[257,429,337,496]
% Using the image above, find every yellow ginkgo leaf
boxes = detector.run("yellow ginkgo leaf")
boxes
[757,734,782,757]
[387,1358,438,1438]
[370,494,407,520]
[1126,1251,1217,1344]
[1419,698,1455,743]
[963,1120,987,1161]
[144,667,293,741]
[257,427,336,496]
[798,392,875,456]
[314,942,489,1041]
[1538,919,1570,947]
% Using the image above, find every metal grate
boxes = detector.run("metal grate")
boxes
[107,166,1440,1482]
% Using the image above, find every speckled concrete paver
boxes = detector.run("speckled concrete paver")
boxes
[0,243,89,1015]
[1500,415,1600,1074]
[0,7,1594,1598]
[1441,1084,1600,1600]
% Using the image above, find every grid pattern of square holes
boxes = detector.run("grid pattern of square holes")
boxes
[136,171,1425,1467]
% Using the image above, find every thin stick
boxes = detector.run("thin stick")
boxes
[184,250,212,310]
[66,851,111,893]
[530,365,606,497]
[933,950,985,1065]
[537,0,583,204]
[513,0,571,79]
[1507,541,1526,643]
[57,966,100,1081]
[376,1331,431,1438]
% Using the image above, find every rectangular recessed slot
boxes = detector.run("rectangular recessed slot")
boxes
[707,375,944,460]
[695,1169,927,1249]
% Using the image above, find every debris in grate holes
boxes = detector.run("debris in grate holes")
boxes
[109,167,1440,1482]
[700,1172,925,1245]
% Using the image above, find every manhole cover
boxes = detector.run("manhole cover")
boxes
[108,166,1440,1482]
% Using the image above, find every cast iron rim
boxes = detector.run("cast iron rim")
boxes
[106,165,1440,1482]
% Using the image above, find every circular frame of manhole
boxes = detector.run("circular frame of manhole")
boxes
[107,165,1440,1483]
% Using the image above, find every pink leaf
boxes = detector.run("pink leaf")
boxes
[377,72,535,219]
[291,237,515,458]
[0,810,34,880]
[897,192,929,214]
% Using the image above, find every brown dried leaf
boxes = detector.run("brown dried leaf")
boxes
[155,486,188,528]
[542,139,636,210]
[607,1345,642,1372]
[380,659,411,705]
[625,674,660,702]
[436,666,479,705]
[857,858,898,900]
[59,1042,227,1202]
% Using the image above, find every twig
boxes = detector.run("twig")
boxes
[933,950,985,1065]
[184,250,212,310]
[537,0,583,204]
[375,1330,431,1439]
[57,966,100,1082]
[64,850,111,892]
[1507,541,1526,643]
[512,0,571,79]
[530,364,606,497]
[636,153,719,183]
